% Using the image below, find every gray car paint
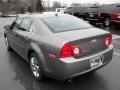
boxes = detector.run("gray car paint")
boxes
[4,14,113,80]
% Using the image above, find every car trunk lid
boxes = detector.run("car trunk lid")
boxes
[55,28,110,57]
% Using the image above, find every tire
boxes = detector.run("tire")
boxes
[5,37,12,50]
[103,18,110,27]
[29,53,44,81]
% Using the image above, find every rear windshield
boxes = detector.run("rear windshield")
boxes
[42,15,92,33]
[66,7,74,9]
[88,7,100,12]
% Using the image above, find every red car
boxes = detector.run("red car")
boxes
[110,4,120,28]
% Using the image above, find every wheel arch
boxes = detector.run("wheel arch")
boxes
[27,42,48,72]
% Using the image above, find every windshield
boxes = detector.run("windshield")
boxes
[42,15,92,33]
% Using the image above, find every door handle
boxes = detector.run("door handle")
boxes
[25,36,29,40]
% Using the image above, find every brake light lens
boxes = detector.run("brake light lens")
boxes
[118,16,120,18]
[72,46,81,57]
[104,34,112,48]
[117,13,120,18]
[60,43,81,58]
[60,43,73,58]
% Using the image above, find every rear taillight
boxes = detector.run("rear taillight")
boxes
[60,43,81,58]
[112,13,120,19]
[72,46,81,57]
[117,13,120,18]
[60,43,73,58]
[104,34,112,48]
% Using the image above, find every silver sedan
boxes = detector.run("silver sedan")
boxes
[4,14,113,81]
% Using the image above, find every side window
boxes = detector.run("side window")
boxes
[20,18,33,32]
[29,23,35,33]
[11,19,23,29]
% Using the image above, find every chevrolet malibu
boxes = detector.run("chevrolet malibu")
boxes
[4,14,113,81]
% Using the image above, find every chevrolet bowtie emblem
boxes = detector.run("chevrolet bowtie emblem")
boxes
[91,39,97,43]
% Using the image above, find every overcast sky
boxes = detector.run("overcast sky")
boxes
[48,0,120,6]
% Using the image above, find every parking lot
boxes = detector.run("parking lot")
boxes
[0,17,120,90]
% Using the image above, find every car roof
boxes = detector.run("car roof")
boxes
[18,12,67,19]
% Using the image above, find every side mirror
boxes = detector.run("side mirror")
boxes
[4,25,11,29]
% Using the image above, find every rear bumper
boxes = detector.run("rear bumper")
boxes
[69,59,110,79]
[46,45,113,81]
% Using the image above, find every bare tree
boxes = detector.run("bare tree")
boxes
[0,0,45,14]
[0,0,3,3]
[1,0,11,14]
[36,0,44,12]
[53,1,61,9]
[28,6,32,13]
[20,6,25,14]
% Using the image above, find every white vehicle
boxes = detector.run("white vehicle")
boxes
[56,8,65,13]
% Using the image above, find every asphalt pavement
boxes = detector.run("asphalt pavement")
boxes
[0,18,120,90]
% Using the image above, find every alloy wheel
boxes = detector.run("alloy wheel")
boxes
[104,18,110,27]
[30,57,40,78]
[5,37,9,48]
